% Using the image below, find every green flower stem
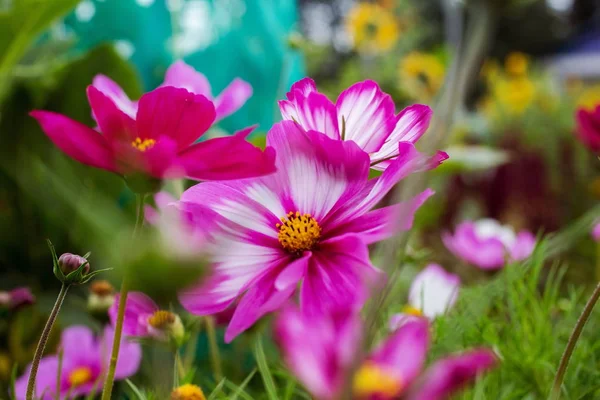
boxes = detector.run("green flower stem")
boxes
[101,194,145,400]
[205,316,223,382]
[549,281,600,400]
[26,283,70,400]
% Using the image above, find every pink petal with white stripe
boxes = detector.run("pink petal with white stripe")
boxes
[408,264,460,319]
[214,78,253,120]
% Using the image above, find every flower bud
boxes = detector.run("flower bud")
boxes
[88,280,116,314]
[171,384,205,400]
[147,310,185,345]
[58,253,90,276]
[0,287,35,310]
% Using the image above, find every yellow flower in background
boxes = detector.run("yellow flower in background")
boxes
[481,60,500,82]
[399,52,446,102]
[504,52,530,76]
[493,77,536,116]
[347,2,400,53]
[575,84,600,111]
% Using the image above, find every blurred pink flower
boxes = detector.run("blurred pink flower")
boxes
[279,78,432,170]
[177,121,447,342]
[14,325,141,400]
[443,219,536,270]
[274,305,496,400]
[575,106,600,152]
[31,88,275,181]
[389,264,460,330]
[0,287,35,310]
[592,221,600,242]
[94,60,252,122]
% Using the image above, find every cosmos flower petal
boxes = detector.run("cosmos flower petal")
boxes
[225,259,308,342]
[575,107,600,152]
[214,78,253,120]
[593,221,600,242]
[285,77,318,100]
[509,231,536,261]
[408,264,460,319]
[109,291,159,337]
[335,80,397,153]
[92,74,137,118]
[369,318,430,387]
[407,349,497,400]
[177,134,276,181]
[136,87,216,149]
[278,92,340,139]
[30,111,116,172]
[87,85,136,143]
[60,325,97,361]
[370,104,433,170]
[14,356,59,400]
[102,326,143,379]
[301,234,380,317]
[162,60,212,97]
[266,121,370,220]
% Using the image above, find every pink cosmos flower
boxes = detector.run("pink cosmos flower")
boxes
[93,60,252,122]
[389,264,460,330]
[30,87,275,181]
[443,219,536,270]
[575,105,600,152]
[108,291,184,342]
[592,221,600,242]
[177,121,447,342]
[279,78,432,170]
[274,305,497,400]
[0,287,35,310]
[14,325,141,400]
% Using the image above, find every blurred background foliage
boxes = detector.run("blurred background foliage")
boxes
[2,0,600,397]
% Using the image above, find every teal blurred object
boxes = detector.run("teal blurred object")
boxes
[62,0,305,133]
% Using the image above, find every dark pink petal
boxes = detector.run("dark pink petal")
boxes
[326,189,434,243]
[266,122,370,221]
[112,135,181,178]
[370,105,433,170]
[162,60,213,98]
[278,92,340,139]
[136,87,216,149]
[109,291,159,337]
[509,231,536,261]
[102,326,143,379]
[442,223,507,270]
[92,74,137,118]
[14,356,59,400]
[225,257,310,342]
[87,85,137,143]
[335,80,397,153]
[407,349,497,400]
[177,133,276,181]
[214,78,253,120]
[286,77,318,101]
[575,108,600,152]
[30,111,116,172]
[300,234,381,318]
[369,318,430,388]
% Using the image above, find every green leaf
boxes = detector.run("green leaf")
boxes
[206,378,227,400]
[229,369,257,400]
[0,0,80,101]
[124,379,148,400]
[253,336,279,400]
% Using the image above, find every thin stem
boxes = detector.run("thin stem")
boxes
[549,281,600,400]
[595,241,600,281]
[55,349,63,400]
[26,283,70,400]
[101,194,145,400]
[205,316,223,382]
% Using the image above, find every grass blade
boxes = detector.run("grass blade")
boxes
[253,336,278,400]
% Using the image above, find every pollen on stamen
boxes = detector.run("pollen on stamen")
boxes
[277,212,321,254]
[131,137,156,152]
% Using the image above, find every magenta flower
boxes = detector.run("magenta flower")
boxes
[0,287,35,310]
[31,87,275,181]
[389,264,460,330]
[94,60,252,122]
[443,219,536,270]
[177,121,447,342]
[592,221,600,242]
[575,105,600,152]
[14,325,141,400]
[274,305,497,400]
[108,291,184,342]
[279,78,432,170]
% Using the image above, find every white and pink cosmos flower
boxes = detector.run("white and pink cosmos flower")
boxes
[591,221,600,242]
[279,78,432,170]
[443,219,536,270]
[176,120,447,342]
[389,264,460,330]
[275,305,497,400]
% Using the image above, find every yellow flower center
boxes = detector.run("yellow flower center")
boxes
[402,305,423,317]
[353,362,402,398]
[131,137,156,152]
[277,211,321,254]
[171,384,206,400]
[148,310,176,329]
[68,367,93,387]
